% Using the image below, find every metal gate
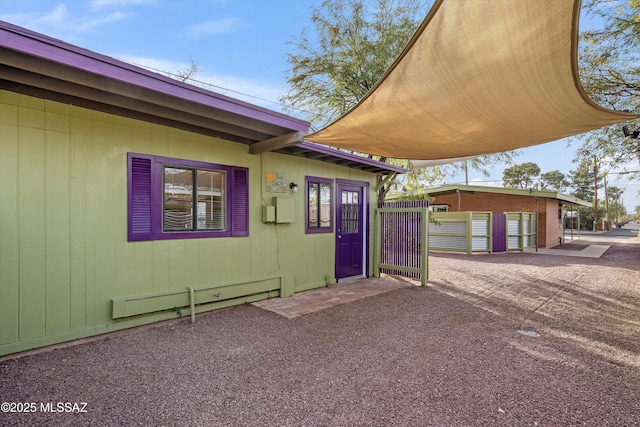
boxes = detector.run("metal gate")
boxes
[374,201,429,285]
[374,202,536,285]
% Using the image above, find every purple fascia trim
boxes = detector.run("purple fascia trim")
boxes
[298,142,407,173]
[305,176,334,235]
[336,178,371,189]
[0,20,310,133]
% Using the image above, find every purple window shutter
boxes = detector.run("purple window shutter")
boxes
[128,154,153,241]
[231,167,249,237]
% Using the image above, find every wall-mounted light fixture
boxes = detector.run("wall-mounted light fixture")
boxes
[289,182,298,193]
[623,125,640,139]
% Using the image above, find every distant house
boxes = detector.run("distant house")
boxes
[424,185,590,248]
[0,21,403,356]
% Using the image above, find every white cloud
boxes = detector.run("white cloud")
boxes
[201,73,285,110]
[90,0,155,10]
[75,12,128,31]
[470,178,503,187]
[0,12,34,27]
[114,55,185,73]
[1,3,128,34]
[0,4,68,30]
[39,4,68,24]
[186,18,247,38]
[114,54,287,111]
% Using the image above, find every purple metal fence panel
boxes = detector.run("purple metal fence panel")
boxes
[492,213,507,253]
[379,200,429,279]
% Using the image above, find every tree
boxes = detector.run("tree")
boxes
[282,0,427,129]
[540,170,569,192]
[605,185,625,224]
[568,158,604,229]
[502,162,541,189]
[175,57,199,82]
[282,0,518,200]
[451,154,520,185]
[283,0,434,201]
[569,158,597,201]
[576,0,640,174]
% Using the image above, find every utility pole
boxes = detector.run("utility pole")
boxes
[616,192,622,225]
[603,172,609,230]
[593,156,598,230]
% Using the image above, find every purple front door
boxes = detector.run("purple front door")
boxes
[492,213,507,253]
[336,182,365,280]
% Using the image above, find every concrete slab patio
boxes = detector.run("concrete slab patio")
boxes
[524,243,610,258]
[525,224,640,258]
[252,277,413,318]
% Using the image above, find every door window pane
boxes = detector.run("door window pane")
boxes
[308,182,319,228]
[319,183,331,228]
[341,190,359,234]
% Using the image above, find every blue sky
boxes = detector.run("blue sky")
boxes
[1,0,638,210]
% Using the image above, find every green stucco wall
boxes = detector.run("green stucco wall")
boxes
[0,90,378,356]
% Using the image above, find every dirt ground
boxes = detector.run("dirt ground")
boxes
[1,233,638,426]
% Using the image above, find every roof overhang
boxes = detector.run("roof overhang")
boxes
[423,185,591,207]
[0,20,403,174]
[276,141,406,174]
[0,20,309,146]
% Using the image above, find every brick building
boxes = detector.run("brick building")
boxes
[424,185,590,248]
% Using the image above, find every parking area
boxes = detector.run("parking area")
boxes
[1,233,638,426]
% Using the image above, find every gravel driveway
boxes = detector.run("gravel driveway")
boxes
[1,234,638,426]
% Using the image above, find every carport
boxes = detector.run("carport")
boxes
[305,0,637,285]
[305,0,636,162]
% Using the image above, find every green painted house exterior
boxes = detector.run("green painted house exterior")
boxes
[0,22,401,357]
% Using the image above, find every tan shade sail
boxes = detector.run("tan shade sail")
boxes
[305,0,637,161]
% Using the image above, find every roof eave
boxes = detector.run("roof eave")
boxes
[0,20,404,175]
[277,142,407,174]
[0,20,309,145]
[424,184,591,206]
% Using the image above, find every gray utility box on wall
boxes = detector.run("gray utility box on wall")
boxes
[273,197,295,223]
[262,205,276,223]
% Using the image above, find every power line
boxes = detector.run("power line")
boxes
[117,58,324,120]
[607,170,640,175]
